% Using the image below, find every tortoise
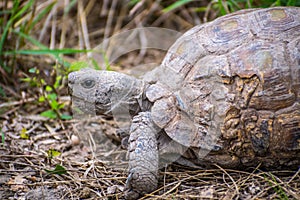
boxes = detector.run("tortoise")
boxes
[68,7,300,199]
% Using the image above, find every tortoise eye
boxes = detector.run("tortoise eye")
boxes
[81,79,95,89]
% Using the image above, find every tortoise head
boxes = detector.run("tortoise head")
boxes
[68,68,143,117]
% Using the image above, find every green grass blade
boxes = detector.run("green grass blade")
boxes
[8,30,92,67]
[0,19,13,55]
[246,0,254,8]
[30,1,57,31]
[217,0,228,15]
[163,0,193,12]
[91,57,101,70]
[4,49,91,55]
[275,0,281,6]
[64,0,78,14]
[229,0,242,11]
[13,0,34,20]
[129,0,140,6]
[12,30,48,49]
[0,0,34,55]
[0,10,12,15]
[1,129,4,144]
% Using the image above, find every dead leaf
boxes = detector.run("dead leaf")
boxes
[7,175,28,191]
[200,186,215,198]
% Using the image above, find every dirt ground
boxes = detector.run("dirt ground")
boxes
[0,106,299,199]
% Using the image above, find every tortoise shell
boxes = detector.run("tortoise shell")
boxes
[145,7,300,159]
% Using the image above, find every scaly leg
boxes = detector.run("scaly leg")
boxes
[125,112,160,199]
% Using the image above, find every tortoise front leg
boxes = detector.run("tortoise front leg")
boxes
[125,112,160,199]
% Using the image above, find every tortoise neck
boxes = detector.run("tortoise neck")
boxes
[138,82,153,112]
[120,79,141,116]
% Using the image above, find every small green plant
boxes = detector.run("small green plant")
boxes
[45,164,67,175]
[69,61,91,72]
[0,0,88,120]
[0,0,89,98]
[69,59,103,72]
[20,128,30,139]
[22,66,72,120]
[46,149,62,159]
[45,149,67,175]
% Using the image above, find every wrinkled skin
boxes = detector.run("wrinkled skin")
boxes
[69,7,300,199]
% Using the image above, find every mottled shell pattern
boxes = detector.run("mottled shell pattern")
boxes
[145,7,300,159]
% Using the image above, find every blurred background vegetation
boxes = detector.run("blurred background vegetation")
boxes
[0,0,300,118]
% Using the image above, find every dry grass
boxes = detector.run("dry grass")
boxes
[1,113,299,199]
[0,1,299,199]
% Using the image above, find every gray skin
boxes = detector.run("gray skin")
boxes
[69,7,300,199]
[68,69,158,199]
[68,68,191,199]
